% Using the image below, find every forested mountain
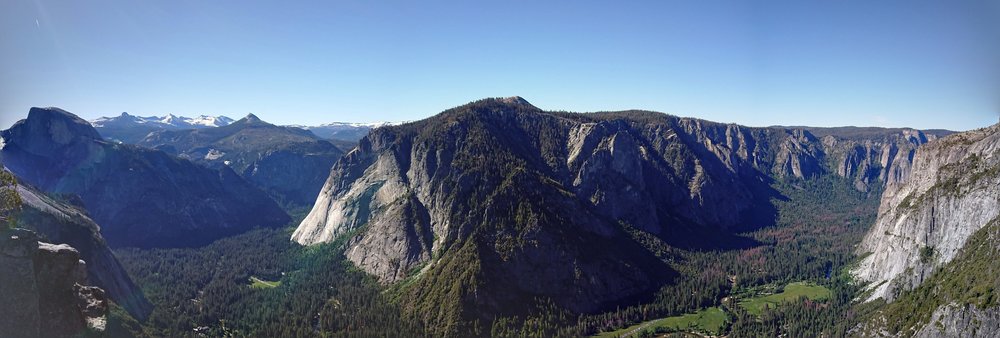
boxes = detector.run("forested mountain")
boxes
[136,114,344,208]
[853,123,1000,336]
[0,107,290,248]
[293,96,944,336]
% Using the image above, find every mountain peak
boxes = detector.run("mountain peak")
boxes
[3,107,103,150]
[27,107,102,140]
[231,113,271,127]
[498,96,533,106]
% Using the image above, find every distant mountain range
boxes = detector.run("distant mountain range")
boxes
[1,107,290,248]
[91,112,235,129]
[291,121,395,141]
[90,112,393,144]
[90,113,234,143]
[137,114,345,208]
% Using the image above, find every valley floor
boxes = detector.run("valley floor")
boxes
[593,282,832,337]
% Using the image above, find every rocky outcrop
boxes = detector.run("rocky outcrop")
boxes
[137,114,344,207]
[15,182,152,320]
[0,228,108,338]
[914,303,1000,338]
[853,124,1000,302]
[293,97,945,331]
[0,107,290,248]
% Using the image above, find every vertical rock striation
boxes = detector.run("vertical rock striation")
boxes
[853,124,1000,302]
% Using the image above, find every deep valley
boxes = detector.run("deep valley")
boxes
[3,96,996,337]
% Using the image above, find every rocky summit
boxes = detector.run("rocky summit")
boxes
[0,107,290,248]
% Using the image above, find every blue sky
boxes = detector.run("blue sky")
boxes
[2,0,998,131]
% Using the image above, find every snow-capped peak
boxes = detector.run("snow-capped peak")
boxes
[160,114,181,126]
[189,115,235,127]
[89,113,235,129]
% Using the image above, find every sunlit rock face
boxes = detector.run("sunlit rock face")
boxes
[853,124,1000,302]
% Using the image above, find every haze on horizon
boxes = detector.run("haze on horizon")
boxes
[2,0,999,131]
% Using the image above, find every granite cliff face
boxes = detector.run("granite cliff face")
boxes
[0,107,290,247]
[292,97,940,332]
[137,114,344,207]
[849,124,1000,337]
[15,181,152,320]
[0,228,108,338]
[853,124,1000,302]
[855,216,1000,337]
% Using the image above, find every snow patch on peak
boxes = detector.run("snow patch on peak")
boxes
[89,113,235,129]
[204,149,225,161]
[189,115,234,127]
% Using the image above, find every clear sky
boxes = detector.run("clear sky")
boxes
[2,0,998,131]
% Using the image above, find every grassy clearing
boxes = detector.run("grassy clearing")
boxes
[591,281,829,337]
[592,307,728,337]
[738,281,831,315]
[248,276,281,289]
